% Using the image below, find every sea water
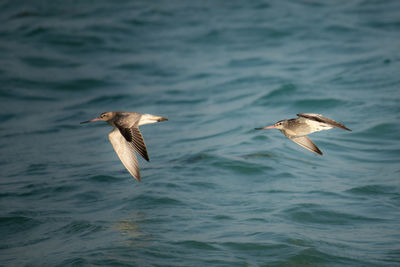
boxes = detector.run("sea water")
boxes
[1,0,399,266]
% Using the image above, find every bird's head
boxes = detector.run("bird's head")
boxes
[80,112,115,124]
[273,120,286,130]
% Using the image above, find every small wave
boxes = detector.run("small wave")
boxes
[213,214,234,220]
[53,220,104,237]
[21,56,79,68]
[354,122,398,139]
[346,184,396,196]
[179,126,241,144]
[227,57,272,68]
[178,153,215,164]
[292,98,348,109]
[276,247,361,266]
[154,97,207,106]
[221,241,288,252]
[45,32,106,49]
[211,155,270,175]
[0,216,41,236]
[10,11,40,19]
[252,84,296,106]
[175,240,219,251]
[89,175,119,183]
[186,72,215,80]
[128,194,185,207]
[0,81,58,101]
[0,112,18,123]
[324,24,357,34]
[115,62,179,78]
[55,78,114,91]
[242,152,275,159]
[282,203,383,225]
[176,151,270,176]
[212,75,275,93]
[64,93,134,111]
[73,190,103,204]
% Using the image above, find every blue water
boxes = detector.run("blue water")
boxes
[1,0,400,266]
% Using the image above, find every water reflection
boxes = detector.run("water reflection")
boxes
[112,212,153,246]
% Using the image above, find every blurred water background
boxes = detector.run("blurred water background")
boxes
[1,0,400,266]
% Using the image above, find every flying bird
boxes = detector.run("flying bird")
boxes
[255,113,351,155]
[81,111,167,181]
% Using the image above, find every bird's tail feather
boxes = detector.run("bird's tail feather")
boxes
[138,114,168,126]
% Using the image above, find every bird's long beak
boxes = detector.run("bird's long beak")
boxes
[255,125,275,130]
[80,117,101,124]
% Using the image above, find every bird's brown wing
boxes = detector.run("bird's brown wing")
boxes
[113,112,142,128]
[108,128,142,181]
[297,113,351,131]
[116,125,150,162]
[288,135,323,155]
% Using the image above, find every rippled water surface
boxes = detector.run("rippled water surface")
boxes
[1,0,400,266]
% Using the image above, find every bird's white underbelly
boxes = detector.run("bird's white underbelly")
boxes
[307,120,333,132]
[138,114,161,126]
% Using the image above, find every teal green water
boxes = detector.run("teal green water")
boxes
[1,0,400,266]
